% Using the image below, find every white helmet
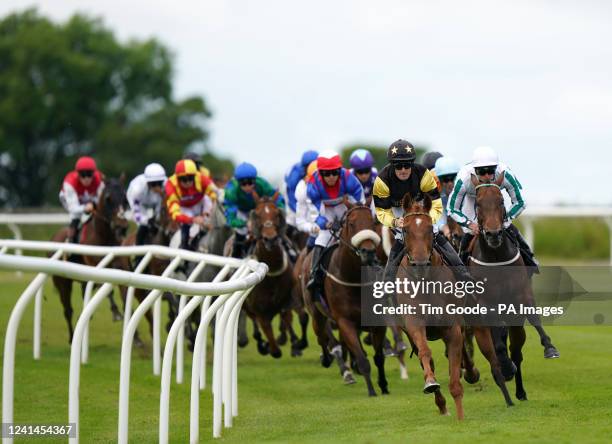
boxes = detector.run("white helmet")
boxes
[472,146,499,168]
[434,156,460,177]
[144,163,167,183]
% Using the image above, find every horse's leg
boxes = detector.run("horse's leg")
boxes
[250,313,269,356]
[490,326,516,380]
[311,309,333,368]
[337,318,376,396]
[371,327,390,394]
[108,288,123,322]
[328,328,356,384]
[391,325,408,353]
[462,327,480,384]
[509,326,528,401]
[406,325,439,394]
[473,326,514,407]
[296,307,309,350]
[55,276,74,343]
[446,324,465,420]
[277,309,289,346]
[282,310,303,357]
[257,315,282,359]
[528,318,560,358]
[237,309,249,348]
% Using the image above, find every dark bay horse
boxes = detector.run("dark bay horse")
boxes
[396,193,465,418]
[242,194,299,358]
[467,172,558,401]
[302,203,388,396]
[51,177,129,342]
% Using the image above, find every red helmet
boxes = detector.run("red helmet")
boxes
[75,156,97,171]
[174,159,198,177]
[317,150,342,171]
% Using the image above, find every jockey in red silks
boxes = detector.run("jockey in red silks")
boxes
[305,150,366,302]
[165,159,217,250]
[59,156,105,243]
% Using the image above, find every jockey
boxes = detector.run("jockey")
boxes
[295,160,320,251]
[372,140,471,282]
[59,156,105,243]
[224,162,286,258]
[447,146,538,269]
[306,151,365,300]
[284,150,319,237]
[433,156,461,239]
[126,163,167,245]
[349,149,378,202]
[165,159,217,250]
[422,151,443,171]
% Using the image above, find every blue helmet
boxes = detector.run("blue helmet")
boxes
[301,150,319,167]
[434,156,460,177]
[349,149,374,169]
[234,162,258,180]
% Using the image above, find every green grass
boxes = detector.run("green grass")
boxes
[1,271,612,443]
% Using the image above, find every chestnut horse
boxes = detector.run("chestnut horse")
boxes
[396,193,465,418]
[243,194,299,358]
[467,172,558,401]
[50,177,129,342]
[302,203,387,396]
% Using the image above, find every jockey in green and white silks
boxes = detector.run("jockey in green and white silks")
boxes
[447,146,538,269]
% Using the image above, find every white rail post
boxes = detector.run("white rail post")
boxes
[2,250,63,444]
[199,296,213,390]
[117,256,181,444]
[68,282,115,443]
[81,253,116,364]
[522,216,535,250]
[6,223,23,277]
[33,286,43,360]
[176,294,188,384]
[123,253,153,335]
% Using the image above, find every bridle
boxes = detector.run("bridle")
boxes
[329,205,380,261]
[474,182,507,237]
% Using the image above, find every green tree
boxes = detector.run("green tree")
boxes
[0,9,230,207]
[340,143,427,170]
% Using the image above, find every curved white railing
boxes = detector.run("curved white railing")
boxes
[0,240,267,443]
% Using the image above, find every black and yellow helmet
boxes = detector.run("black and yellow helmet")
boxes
[387,139,416,163]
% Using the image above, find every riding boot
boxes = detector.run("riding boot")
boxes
[180,224,191,250]
[282,235,298,263]
[135,225,149,246]
[68,218,80,244]
[434,232,474,282]
[506,224,540,273]
[306,246,324,304]
[232,232,247,258]
[382,239,405,282]
[459,232,475,265]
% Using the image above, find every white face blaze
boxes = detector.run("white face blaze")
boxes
[415,218,422,227]
[264,206,270,214]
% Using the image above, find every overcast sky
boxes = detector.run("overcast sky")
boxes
[3,1,612,204]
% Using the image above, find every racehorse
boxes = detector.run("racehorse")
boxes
[301,203,387,396]
[396,193,465,418]
[466,172,558,401]
[240,193,300,358]
[50,177,129,342]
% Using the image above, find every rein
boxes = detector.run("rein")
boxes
[469,250,520,266]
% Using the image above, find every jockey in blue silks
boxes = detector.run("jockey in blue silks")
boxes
[284,150,318,238]
[305,150,365,302]
[349,148,378,202]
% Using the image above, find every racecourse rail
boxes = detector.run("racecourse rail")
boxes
[0,240,268,443]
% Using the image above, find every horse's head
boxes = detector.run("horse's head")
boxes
[340,199,380,266]
[98,175,129,241]
[250,191,285,250]
[471,172,505,248]
[402,193,434,269]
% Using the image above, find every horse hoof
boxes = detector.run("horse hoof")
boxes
[296,339,308,350]
[368,391,377,397]
[291,348,302,357]
[383,346,397,358]
[343,371,356,385]
[271,350,282,359]
[423,380,440,394]
[238,337,249,348]
[395,340,408,352]
[112,312,123,322]
[544,347,560,359]
[134,337,145,349]
[277,333,288,346]
[464,368,480,384]
[257,343,269,356]
[507,400,515,407]
[517,392,528,401]
[320,353,333,368]
[381,388,390,395]
[501,360,517,381]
